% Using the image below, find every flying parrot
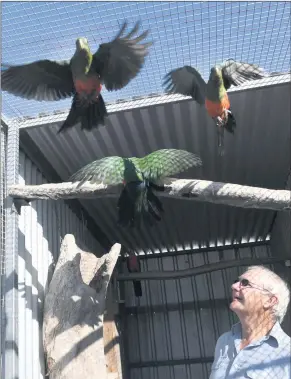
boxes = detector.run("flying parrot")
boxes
[1,22,152,133]
[163,59,268,155]
[68,149,202,228]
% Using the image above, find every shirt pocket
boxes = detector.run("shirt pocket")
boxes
[246,368,278,379]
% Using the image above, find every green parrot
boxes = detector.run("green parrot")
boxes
[68,149,202,228]
[1,21,152,133]
[163,59,268,155]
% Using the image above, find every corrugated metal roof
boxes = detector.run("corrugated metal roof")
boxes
[19,78,291,254]
[8,73,291,128]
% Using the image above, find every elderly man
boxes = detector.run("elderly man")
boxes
[209,265,290,379]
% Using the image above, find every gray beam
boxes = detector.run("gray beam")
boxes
[120,241,271,260]
[125,298,231,315]
[129,357,214,369]
[4,121,19,379]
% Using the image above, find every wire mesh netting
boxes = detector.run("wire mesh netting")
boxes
[121,246,291,379]
[1,1,290,124]
[0,124,7,372]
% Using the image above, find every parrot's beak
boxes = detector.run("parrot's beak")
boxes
[76,38,88,50]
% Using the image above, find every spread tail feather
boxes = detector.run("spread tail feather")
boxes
[57,93,108,133]
[217,127,225,156]
[117,181,164,228]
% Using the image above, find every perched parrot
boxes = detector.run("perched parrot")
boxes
[68,149,202,228]
[127,255,143,297]
[163,59,268,155]
[1,22,152,133]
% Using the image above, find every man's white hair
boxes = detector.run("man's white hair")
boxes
[245,265,290,323]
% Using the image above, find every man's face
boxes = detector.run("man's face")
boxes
[230,269,275,318]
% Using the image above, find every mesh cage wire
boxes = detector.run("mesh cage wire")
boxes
[1,3,291,378]
[220,262,291,379]
[1,1,291,127]
[0,125,7,369]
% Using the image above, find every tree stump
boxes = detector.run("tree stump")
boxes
[43,234,121,379]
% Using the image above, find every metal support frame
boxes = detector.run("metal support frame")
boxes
[0,123,8,378]
[120,240,271,261]
[117,259,130,379]
[125,298,231,315]
[116,255,288,282]
[4,121,19,379]
[129,357,214,369]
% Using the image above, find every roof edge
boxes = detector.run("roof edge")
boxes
[3,73,290,130]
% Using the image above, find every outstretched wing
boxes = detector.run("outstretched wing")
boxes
[221,59,268,90]
[163,66,206,105]
[68,156,133,187]
[92,21,152,91]
[1,60,74,101]
[138,149,202,181]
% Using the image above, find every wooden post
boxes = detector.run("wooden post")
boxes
[104,276,123,379]
[43,234,121,379]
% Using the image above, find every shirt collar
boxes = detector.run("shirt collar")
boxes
[231,321,285,347]
[268,320,286,346]
[231,322,242,338]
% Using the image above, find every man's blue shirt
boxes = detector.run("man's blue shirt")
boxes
[209,321,291,378]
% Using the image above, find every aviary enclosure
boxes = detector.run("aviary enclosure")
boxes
[0,2,290,379]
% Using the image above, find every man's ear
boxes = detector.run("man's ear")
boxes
[263,294,278,310]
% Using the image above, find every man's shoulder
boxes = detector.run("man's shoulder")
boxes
[214,322,241,350]
[272,322,291,350]
[215,329,235,347]
[278,328,291,353]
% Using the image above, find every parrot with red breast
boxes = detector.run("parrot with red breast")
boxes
[163,59,268,155]
[1,21,152,133]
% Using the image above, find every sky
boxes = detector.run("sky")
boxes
[1,1,290,120]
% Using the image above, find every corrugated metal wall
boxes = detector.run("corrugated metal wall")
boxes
[270,172,291,336]
[120,244,281,379]
[17,149,101,379]
[270,172,291,259]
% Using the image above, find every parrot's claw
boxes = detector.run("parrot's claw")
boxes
[214,109,230,128]
[215,117,224,127]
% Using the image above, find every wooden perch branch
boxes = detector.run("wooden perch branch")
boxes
[117,256,288,281]
[43,234,121,379]
[8,177,291,211]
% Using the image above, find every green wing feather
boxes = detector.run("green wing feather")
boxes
[69,149,202,187]
[137,149,202,180]
[69,156,128,186]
